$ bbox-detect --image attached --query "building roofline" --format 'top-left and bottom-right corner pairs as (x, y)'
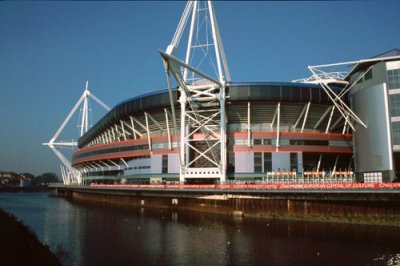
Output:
(344, 55), (400, 80)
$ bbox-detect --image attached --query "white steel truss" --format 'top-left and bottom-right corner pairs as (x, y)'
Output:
(160, 0), (230, 183)
(307, 66), (366, 132)
(293, 55), (400, 132)
(43, 81), (110, 185)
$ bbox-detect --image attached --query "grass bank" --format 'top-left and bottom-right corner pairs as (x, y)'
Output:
(0, 208), (61, 265)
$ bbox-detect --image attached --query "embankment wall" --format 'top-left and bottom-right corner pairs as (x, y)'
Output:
(55, 186), (400, 226)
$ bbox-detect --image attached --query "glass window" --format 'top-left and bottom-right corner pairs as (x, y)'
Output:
(263, 152), (272, 173)
(289, 140), (328, 146)
(290, 153), (298, 172)
(280, 139), (290, 145)
(392, 122), (400, 145)
(73, 144), (150, 160)
(365, 69), (373, 80)
(264, 139), (272, 145)
(388, 69), (400, 90)
(254, 152), (262, 172)
(227, 152), (235, 173)
(390, 94), (400, 117)
(162, 155), (168, 174)
(254, 139), (262, 145)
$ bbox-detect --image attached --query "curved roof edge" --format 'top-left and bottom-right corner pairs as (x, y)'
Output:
(116, 88), (176, 108)
(78, 81), (339, 148)
(112, 81), (326, 109)
(228, 81), (323, 89)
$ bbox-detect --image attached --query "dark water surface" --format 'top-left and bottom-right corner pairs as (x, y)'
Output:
(0, 192), (400, 266)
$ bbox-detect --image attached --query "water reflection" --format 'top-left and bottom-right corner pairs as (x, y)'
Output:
(0, 192), (400, 266)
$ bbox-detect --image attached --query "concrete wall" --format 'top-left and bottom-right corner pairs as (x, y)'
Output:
(67, 187), (400, 226)
(351, 82), (394, 181)
(168, 154), (180, 174)
(272, 153), (290, 172)
(125, 156), (162, 175)
(233, 152), (300, 173)
(235, 152), (254, 173)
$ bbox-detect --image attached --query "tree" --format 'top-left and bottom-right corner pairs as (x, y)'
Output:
(33, 173), (58, 185)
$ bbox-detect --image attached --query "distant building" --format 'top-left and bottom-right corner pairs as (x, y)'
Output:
(0, 171), (23, 186)
(19, 179), (32, 188)
(0, 172), (12, 178)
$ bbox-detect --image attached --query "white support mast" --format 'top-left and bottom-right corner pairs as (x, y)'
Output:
(160, 0), (230, 184)
(80, 81), (90, 136)
(293, 56), (400, 131)
(43, 81), (110, 185)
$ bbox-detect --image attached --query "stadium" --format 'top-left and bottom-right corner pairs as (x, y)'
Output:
(71, 80), (353, 185)
(49, 1), (400, 186)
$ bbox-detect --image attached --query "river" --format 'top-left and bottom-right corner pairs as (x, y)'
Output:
(0, 192), (400, 265)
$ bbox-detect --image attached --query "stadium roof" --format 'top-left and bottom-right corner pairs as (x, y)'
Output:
(78, 81), (337, 148)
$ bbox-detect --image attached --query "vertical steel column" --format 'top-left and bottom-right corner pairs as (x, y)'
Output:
(247, 101), (251, 147)
(160, 0), (230, 184)
(271, 103), (278, 131)
(293, 103), (308, 131)
(105, 130), (109, 143)
(342, 122), (347, 134)
(60, 165), (66, 185)
(325, 106), (335, 133)
(342, 114), (349, 134)
(114, 125), (119, 141)
(183, 0), (198, 81)
(180, 90), (186, 183)
(130, 116), (137, 140)
(276, 102), (281, 151)
(220, 84), (227, 183)
(107, 129), (112, 143)
(120, 158), (129, 169)
(332, 155), (339, 175)
(317, 154), (323, 172)
(164, 108), (172, 150)
(145, 112), (152, 151)
(109, 160), (121, 170)
(80, 91), (89, 137)
(120, 120), (127, 141)
(111, 127), (116, 142)
(301, 102), (311, 133)
(314, 106), (333, 130)
(164, 69), (184, 179)
(208, 0), (224, 82)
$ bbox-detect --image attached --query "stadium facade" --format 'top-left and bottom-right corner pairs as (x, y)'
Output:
(72, 81), (353, 184)
(62, 2), (400, 185)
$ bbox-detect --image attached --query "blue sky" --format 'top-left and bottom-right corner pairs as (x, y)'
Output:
(1, 1), (399, 176)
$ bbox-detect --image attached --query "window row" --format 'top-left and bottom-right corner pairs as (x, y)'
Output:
(388, 69), (400, 90)
(392, 121), (400, 145)
(73, 145), (149, 160)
